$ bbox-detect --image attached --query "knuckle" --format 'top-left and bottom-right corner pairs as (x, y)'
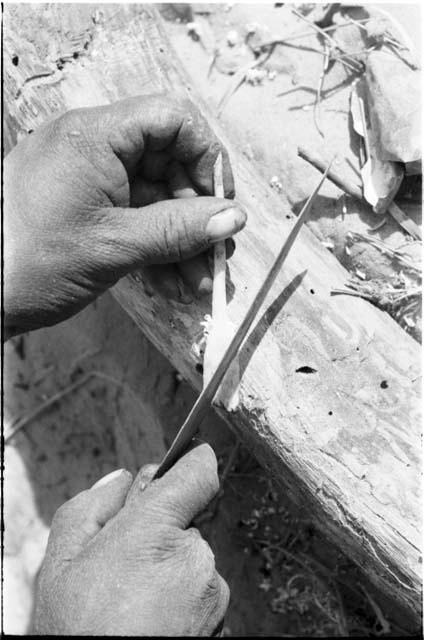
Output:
(154, 202), (207, 264)
(185, 527), (203, 543)
(199, 570), (230, 618)
(173, 92), (196, 115)
(55, 109), (77, 131)
(181, 528), (216, 570)
(51, 107), (106, 159)
(216, 574), (230, 609)
(163, 208), (184, 262)
(138, 524), (181, 561)
(155, 523), (180, 544)
(53, 108), (86, 138)
(189, 571), (229, 636)
(142, 204), (187, 264)
(187, 528), (213, 555)
(51, 503), (68, 526)
(189, 532), (216, 572)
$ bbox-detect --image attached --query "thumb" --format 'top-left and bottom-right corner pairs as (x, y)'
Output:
(125, 443), (219, 529)
(46, 469), (133, 561)
(98, 197), (247, 271)
(124, 463), (159, 503)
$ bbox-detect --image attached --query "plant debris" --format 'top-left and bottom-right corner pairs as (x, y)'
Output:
(201, 442), (405, 637)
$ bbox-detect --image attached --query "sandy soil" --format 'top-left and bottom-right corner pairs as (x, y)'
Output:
(5, 293), (417, 636)
(162, 2), (421, 340)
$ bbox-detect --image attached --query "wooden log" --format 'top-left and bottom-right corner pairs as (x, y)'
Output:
(3, 4), (421, 623)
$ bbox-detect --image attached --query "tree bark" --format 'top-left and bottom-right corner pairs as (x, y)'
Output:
(3, 4), (421, 623)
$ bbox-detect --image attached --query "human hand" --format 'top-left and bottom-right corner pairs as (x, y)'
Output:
(4, 94), (246, 338)
(33, 444), (229, 636)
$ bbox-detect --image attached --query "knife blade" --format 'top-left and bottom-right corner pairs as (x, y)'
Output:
(153, 161), (332, 479)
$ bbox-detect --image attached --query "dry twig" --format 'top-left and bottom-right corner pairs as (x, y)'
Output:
(217, 48), (273, 116)
(346, 231), (421, 274)
(298, 146), (422, 240)
(313, 40), (330, 137)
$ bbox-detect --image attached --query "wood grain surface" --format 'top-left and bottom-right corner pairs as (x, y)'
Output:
(3, 4), (421, 622)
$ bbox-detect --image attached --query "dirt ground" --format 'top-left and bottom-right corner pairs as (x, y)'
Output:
(4, 2), (421, 637)
(161, 2), (421, 340)
(4, 293), (418, 636)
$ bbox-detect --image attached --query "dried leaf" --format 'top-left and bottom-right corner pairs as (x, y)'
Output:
(350, 81), (365, 138)
(355, 269), (366, 280)
(361, 156), (404, 214)
(351, 79), (404, 214)
(365, 49), (421, 163)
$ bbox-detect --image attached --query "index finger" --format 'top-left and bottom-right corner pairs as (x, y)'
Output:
(105, 94), (235, 198)
(125, 443), (219, 529)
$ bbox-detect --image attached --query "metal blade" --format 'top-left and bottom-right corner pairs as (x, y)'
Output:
(153, 161), (332, 479)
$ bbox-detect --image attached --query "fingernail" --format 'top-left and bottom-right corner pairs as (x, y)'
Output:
(196, 275), (213, 297)
(137, 464), (159, 491)
(92, 469), (126, 489)
(206, 207), (246, 242)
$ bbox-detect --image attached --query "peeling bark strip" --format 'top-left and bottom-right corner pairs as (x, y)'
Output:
(3, 4), (421, 622)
